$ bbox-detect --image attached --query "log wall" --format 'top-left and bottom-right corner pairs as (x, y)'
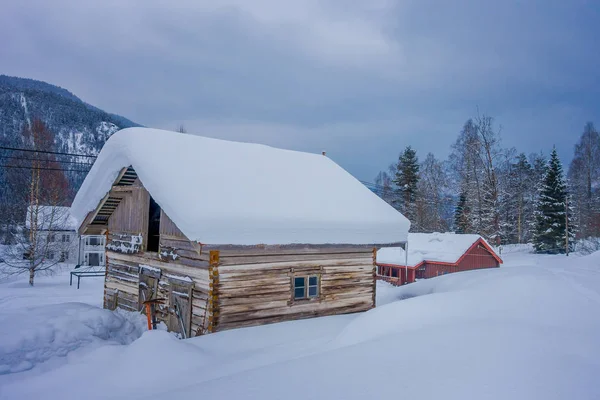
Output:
(213, 249), (376, 332)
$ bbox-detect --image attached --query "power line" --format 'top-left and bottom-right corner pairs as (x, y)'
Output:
(0, 146), (98, 159)
(0, 154), (95, 166)
(0, 164), (91, 173)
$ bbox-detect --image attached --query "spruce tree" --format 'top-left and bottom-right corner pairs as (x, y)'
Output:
(533, 148), (575, 254)
(393, 146), (420, 222)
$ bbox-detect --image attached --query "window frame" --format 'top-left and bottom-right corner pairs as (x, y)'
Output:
(292, 273), (320, 303)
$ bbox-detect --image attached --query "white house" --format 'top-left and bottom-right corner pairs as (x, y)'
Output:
(26, 205), (106, 267)
(79, 234), (106, 267)
(26, 205), (79, 264)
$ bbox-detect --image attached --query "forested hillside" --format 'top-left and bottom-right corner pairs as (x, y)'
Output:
(0, 75), (140, 235)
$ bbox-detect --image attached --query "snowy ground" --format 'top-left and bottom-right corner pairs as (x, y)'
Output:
(1, 247), (600, 399)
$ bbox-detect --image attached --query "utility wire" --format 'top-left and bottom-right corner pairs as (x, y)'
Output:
(0, 164), (91, 173)
(0, 146), (98, 158)
(0, 154), (95, 166)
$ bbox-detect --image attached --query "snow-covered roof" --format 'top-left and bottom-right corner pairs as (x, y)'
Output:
(377, 232), (497, 267)
(25, 206), (78, 231)
(71, 128), (410, 246)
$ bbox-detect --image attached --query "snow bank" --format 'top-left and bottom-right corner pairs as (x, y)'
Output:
(71, 128), (410, 245)
(0, 303), (145, 375)
(377, 232), (495, 266)
(4, 250), (600, 399)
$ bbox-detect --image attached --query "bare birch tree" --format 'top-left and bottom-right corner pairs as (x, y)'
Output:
(0, 119), (74, 286)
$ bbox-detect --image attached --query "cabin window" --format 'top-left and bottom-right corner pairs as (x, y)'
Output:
(147, 196), (161, 252)
(391, 268), (399, 278)
(293, 275), (320, 300)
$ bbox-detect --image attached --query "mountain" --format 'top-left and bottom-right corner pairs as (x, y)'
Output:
(0, 75), (141, 197)
(0, 75), (140, 153)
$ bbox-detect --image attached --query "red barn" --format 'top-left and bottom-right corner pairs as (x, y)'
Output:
(375, 233), (502, 286)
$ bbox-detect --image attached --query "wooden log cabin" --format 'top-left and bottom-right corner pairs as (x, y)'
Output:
(71, 128), (410, 337)
(376, 233), (502, 286)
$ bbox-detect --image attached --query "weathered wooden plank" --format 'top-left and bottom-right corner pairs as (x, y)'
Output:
(218, 269), (292, 281)
(108, 185), (150, 237)
(218, 253), (373, 266)
(159, 211), (187, 238)
(210, 245), (381, 255)
(219, 300), (291, 315)
(321, 265), (374, 273)
(160, 237), (203, 255)
(320, 277), (374, 287)
(321, 289), (374, 302)
(106, 273), (138, 288)
(219, 292), (291, 307)
(218, 285), (292, 298)
(218, 258), (371, 273)
(109, 251), (210, 275)
(106, 278), (138, 296)
(216, 301), (373, 330)
(192, 299), (209, 311)
(218, 277), (291, 290)
(321, 282), (374, 293)
(218, 296), (373, 324)
(108, 270), (139, 283)
(320, 272), (373, 281)
(116, 290), (138, 303)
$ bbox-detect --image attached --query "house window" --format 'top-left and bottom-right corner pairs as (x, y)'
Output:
(391, 268), (399, 278)
(47, 251), (54, 260)
(48, 234), (55, 242)
(293, 275), (319, 300)
(87, 236), (101, 246)
(60, 251), (69, 262)
(62, 234), (70, 242)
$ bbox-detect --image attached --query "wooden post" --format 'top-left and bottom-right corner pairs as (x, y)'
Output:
(372, 248), (377, 308)
(208, 250), (220, 333)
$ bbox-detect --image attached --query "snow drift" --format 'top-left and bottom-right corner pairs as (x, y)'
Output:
(0, 303), (144, 375)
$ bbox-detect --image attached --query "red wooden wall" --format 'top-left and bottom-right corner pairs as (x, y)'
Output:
(420, 243), (500, 278)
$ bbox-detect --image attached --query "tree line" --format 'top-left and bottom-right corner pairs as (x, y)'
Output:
(373, 114), (599, 254)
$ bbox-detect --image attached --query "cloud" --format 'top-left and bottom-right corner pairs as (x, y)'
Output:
(1, 0), (598, 180)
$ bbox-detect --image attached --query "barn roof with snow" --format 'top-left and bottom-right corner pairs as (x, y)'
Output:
(71, 128), (410, 246)
(377, 232), (501, 267)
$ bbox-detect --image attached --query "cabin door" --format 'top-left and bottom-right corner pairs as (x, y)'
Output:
(167, 280), (193, 338)
(139, 268), (161, 311)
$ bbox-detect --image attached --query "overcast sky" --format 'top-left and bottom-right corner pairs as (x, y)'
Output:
(2, 0), (599, 180)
